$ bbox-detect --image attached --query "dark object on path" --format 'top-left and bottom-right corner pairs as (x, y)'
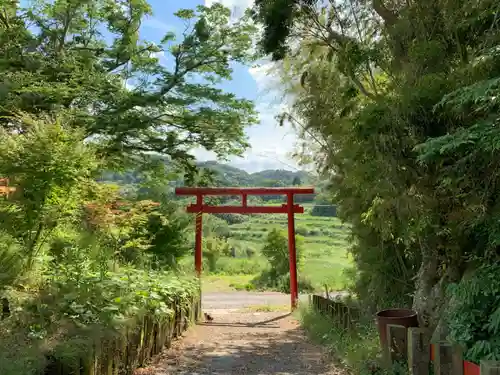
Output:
(204, 312), (214, 322)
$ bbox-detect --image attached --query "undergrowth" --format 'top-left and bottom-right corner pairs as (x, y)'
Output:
(298, 305), (409, 375)
(0, 120), (201, 374)
(0, 268), (199, 375)
(446, 261), (500, 362)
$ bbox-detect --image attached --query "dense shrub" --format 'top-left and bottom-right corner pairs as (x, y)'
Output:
(446, 262), (500, 362)
(297, 305), (407, 375)
(251, 271), (314, 293)
(295, 226), (310, 236)
(260, 228), (300, 275)
(203, 236), (230, 272)
(0, 232), (23, 287)
(0, 119), (98, 268)
(252, 228), (313, 292)
(214, 213), (249, 225)
(255, 0), (500, 341)
(212, 256), (267, 275)
(0, 118), (199, 374)
(0, 269), (198, 375)
(203, 215), (231, 239)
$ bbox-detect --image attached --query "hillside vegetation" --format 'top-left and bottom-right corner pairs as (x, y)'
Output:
(163, 162), (348, 294)
(104, 159), (316, 188)
(6, 0), (500, 372)
(0, 2), (263, 374)
(253, 0), (500, 366)
(199, 161), (312, 187)
(184, 203), (350, 293)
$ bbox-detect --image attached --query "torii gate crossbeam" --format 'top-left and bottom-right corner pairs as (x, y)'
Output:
(175, 186), (315, 310)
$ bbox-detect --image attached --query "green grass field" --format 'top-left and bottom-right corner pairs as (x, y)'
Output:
(181, 204), (352, 293)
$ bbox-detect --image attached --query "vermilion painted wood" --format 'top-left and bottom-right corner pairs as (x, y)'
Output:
(175, 187), (315, 196)
(464, 360), (480, 375)
(185, 204), (305, 214)
(286, 193), (299, 309)
(194, 195), (203, 276)
(175, 186), (315, 310)
(429, 344), (480, 375)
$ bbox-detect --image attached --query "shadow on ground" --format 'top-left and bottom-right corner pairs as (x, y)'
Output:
(197, 313), (291, 328)
(152, 312), (341, 375)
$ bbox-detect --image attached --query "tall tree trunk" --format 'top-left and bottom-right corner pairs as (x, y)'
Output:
(412, 245), (465, 340)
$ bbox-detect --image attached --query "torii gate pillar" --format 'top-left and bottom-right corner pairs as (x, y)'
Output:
(175, 186), (315, 310)
(286, 192), (298, 308)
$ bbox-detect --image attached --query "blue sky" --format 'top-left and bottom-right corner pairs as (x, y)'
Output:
(140, 0), (299, 172)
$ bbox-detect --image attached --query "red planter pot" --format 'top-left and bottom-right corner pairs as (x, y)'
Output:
(375, 308), (419, 349)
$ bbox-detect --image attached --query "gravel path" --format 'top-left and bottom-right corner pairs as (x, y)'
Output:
(138, 292), (344, 375)
(202, 291), (309, 310)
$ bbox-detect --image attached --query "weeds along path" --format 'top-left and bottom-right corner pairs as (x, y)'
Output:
(142, 292), (345, 375)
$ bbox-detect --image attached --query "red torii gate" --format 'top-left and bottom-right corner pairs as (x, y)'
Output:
(175, 186), (315, 309)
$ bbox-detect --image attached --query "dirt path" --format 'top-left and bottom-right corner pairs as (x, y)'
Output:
(202, 291), (309, 310)
(141, 293), (344, 375)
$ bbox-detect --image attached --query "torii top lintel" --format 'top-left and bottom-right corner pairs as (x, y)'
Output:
(175, 187), (315, 214)
(175, 187), (315, 196)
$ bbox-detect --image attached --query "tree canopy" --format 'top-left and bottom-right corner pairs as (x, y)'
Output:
(253, 0), (500, 358)
(0, 2), (262, 372)
(0, 1), (258, 171)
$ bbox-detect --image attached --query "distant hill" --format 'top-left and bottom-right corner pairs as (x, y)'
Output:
(197, 161), (253, 186)
(100, 160), (317, 202)
(195, 161), (317, 203)
(198, 161), (312, 188)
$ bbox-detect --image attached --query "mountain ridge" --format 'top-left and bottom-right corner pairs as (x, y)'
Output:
(197, 161), (312, 187)
(101, 160), (315, 189)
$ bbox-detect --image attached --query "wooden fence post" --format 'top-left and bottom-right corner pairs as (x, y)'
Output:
(386, 324), (408, 367)
(481, 361), (500, 375)
(451, 345), (464, 375)
(346, 306), (352, 329)
(433, 342), (463, 375)
(407, 328), (430, 375)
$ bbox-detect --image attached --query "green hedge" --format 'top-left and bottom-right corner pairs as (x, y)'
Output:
(0, 270), (201, 375)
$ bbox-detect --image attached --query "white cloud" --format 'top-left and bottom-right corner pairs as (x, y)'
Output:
(205, 0), (254, 6)
(191, 148), (300, 173)
(200, 0), (301, 173)
(246, 60), (299, 172)
(151, 50), (165, 59)
(248, 61), (281, 93)
(191, 104), (299, 172)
